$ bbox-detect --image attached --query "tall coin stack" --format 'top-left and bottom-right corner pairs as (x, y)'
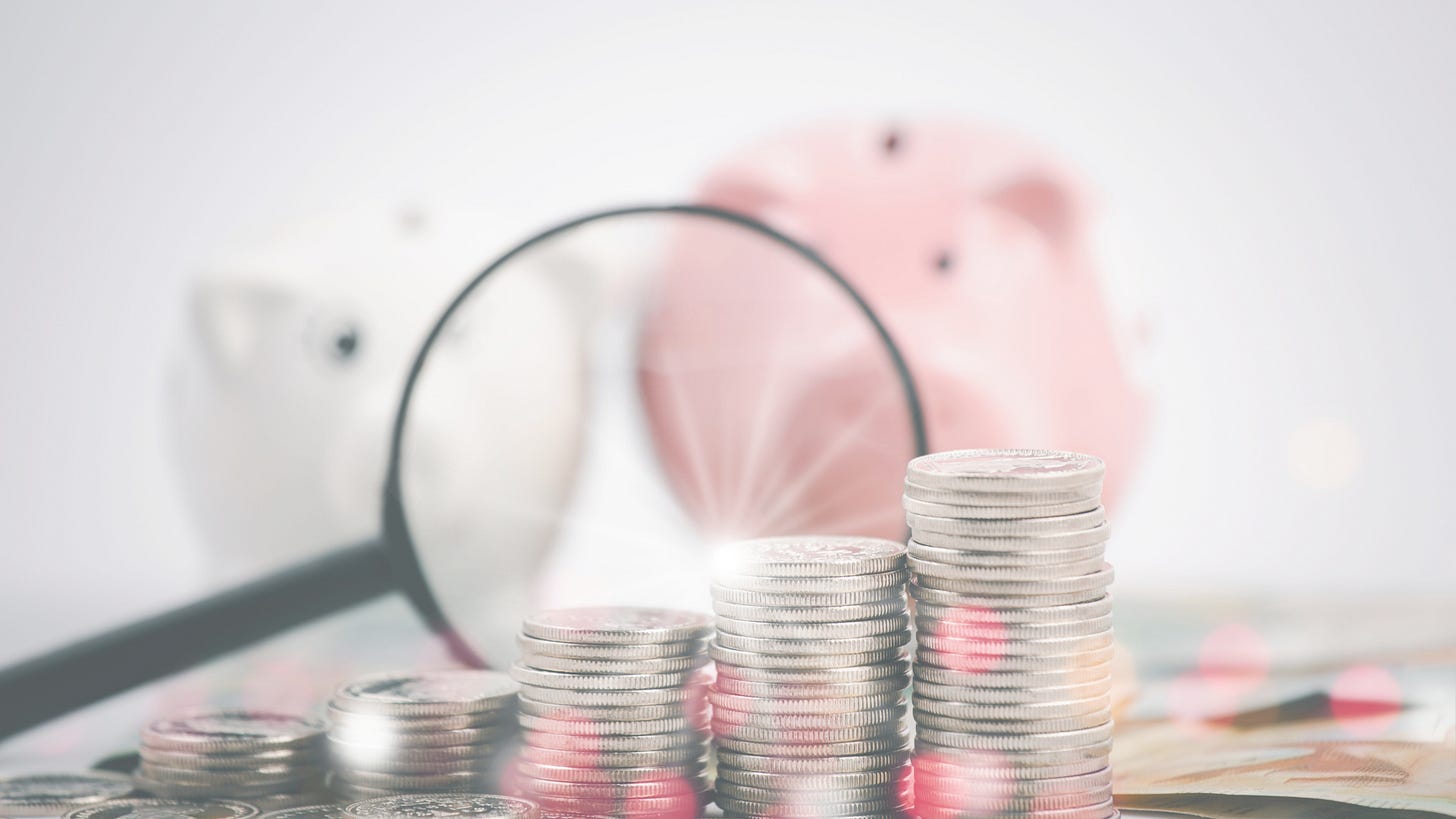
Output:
(509, 607), (714, 818)
(136, 710), (328, 806)
(904, 449), (1117, 819)
(326, 670), (521, 801)
(709, 537), (914, 819)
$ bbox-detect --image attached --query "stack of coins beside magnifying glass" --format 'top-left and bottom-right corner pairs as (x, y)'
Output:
(325, 670), (521, 802)
(903, 449), (1117, 819)
(508, 607), (713, 818)
(708, 537), (913, 818)
(134, 710), (328, 805)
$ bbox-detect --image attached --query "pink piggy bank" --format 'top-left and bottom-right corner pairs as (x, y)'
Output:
(637, 121), (1149, 542)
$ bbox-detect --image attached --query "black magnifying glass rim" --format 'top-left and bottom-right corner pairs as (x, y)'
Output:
(380, 203), (928, 666)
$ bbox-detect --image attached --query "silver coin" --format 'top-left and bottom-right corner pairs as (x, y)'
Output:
(909, 506), (1105, 538)
(915, 643), (1116, 673)
(714, 612), (908, 640)
(714, 767), (905, 790)
(712, 630), (910, 656)
(910, 582), (1107, 609)
(521, 792), (702, 815)
(711, 597), (906, 624)
(708, 690), (903, 715)
(915, 785), (1114, 812)
(902, 494), (1100, 520)
(258, 806), (345, 819)
(713, 779), (899, 804)
(329, 757), (497, 778)
(903, 479), (1101, 506)
(514, 762), (702, 785)
(709, 722), (906, 745)
(711, 569), (907, 595)
(330, 770), (488, 791)
(514, 636), (704, 661)
(522, 608), (712, 646)
(711, 705), (903, 731)
(64, 799), (260, 819)
(915, 613), (1114, 641)
(134, 764), (315, 788)
(917, 797), (1116, 819)
(911, 523), (1112, 553)
(0, 772), (136, 817)
(143, 711), (325, 753)
(711, 674), (907, 700)
(714, 750), (908, 775)
(905, 449), (1105, 492)
(517, 745), (705, 769)
(139, 748), (323, 772)
(709, 643), (905, 670)
(912, 706), (1113, 734)
(131, 775), (322, 800)
(326, 708), (515, 733)
(342, 794), (539, 819)
(326, 740), (505, 766)
(914, 764), (1112, 796)
(513, 778), (705, 800)
(916, 721), (1114, 752)
(712, 536), (906, 578)
(516, 653), (707, 675)
(713, 793), (908, 817)
(909, 540), (1105, 567)
(913, 677), (1110, 703)
(914, 595), (1113, 625)
(712, 734), (908, 758)
(913, 694), (1110, 720)
(328, 723), (516, 749)
(912, 564), (1114, 596)
(517, 696), (703, 722)
(514, 683), (703, 708)
(714, 659), (909, 685)
(912, 750), (1108, 780)
(508, 663), (707, 691)
(910, 554), (1106, 581)
(518, 713), (703, 737)
(332, 671), (518, 717)
(916, 628), (1115, 656)
(709, 584), (905, 608)
(521, 730), (704, 753)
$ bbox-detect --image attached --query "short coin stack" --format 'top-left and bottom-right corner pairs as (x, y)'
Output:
(904, 449), (1117, 819)
(709, 536), (913, 818)
(509, 607), (713, 818)
(326, 670), (521, 801)
(135, 710), (328, 805)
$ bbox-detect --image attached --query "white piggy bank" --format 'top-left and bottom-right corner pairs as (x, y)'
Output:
(166, 207), (589, 665)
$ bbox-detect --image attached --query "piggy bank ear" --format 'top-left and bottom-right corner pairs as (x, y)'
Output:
(190, 278), (290, 372)
(698, 156), (810, 235)
(985, 173), (1080, 251)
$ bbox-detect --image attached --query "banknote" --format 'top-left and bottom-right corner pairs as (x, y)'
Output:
(1113, 737), (1456, 816)
(1120, 792), (1452, 818)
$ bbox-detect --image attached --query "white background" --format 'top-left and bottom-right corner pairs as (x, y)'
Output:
(2, 0), (1454, 671)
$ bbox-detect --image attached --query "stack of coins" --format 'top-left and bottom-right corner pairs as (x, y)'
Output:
(0, 772), (135, 817)
(135, 710), (328, 804)
(341, 793), (541, 819)
(509, 607), (713, 818)
(904, 449), (1117, 819)
(709, 537), (913, 819)
(326, 670), (521, 801)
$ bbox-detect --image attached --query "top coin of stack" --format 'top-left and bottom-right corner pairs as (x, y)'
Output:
(904, 449), (1118, 819)
(341, 793), (542, 819)
(326, 670), (521, 801)
(709, 536), (913, 819)
(135, 710), (328, 804)
(510, 607), (713, 819)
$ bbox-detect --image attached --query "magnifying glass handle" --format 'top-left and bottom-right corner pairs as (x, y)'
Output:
(0, 539), (392, 741)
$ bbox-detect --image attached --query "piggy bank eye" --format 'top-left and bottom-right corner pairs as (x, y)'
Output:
(934, 250), (955, 274)
(329, 323), (362, 364)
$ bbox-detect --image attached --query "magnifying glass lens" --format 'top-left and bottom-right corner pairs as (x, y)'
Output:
(398, 209), (918, 667)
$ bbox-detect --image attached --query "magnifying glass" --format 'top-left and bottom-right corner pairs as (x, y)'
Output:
(0, 204), (926, 740)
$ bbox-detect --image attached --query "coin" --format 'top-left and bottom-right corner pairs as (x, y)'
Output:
(914, 694), (1110, 720)
(713, 659), (909, 685)
(0, 772), (136, 817)
(331, 671), (518, 717)
(712, 630), (910, 655)
(904, 479), (1102, 506)
(521, 608), (712, 645)
(709, 584), (905, 607)
(711, 674), (907, 700)
(516, 697), (704, 722)
(909, 540), (1106, 567)
(714, 749), (909, 774)
(515, 653), (706, 675)
(916, 628), (1115, 656)
(342, 794), (539, 819)
(142, 712), (326, 753)
(712, 536), (906, 578)
(516, 746), (705, 769)
(916, 613), (1114, 641)
(64, 799), (261, 819)
(515, 762), (704, 786)
(913, 677), (1110, 704)
(258, 806), (345, 819)
(902, 494), (1100, 519)
(912, 563), (1114, 596)
(509, 663), (707, 692)
(913, 595), (1113, 625)
(708, 643), (905, 670)
(910, 554), (1106, 581)
(711, 598), (907, 624)
(514, 636), (703, 661)
(514, 683), (703, 708)
(913, 706), (1113, 734)
(712, 734), (908, 758)
(708, 690), (903, 715)
(911, 523), (1111, 553)
(713, 612), (907, 641)
(905, 449), (1105, 492)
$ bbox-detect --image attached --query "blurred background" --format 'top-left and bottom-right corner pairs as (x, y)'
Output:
(1, 0), (1454, 770)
